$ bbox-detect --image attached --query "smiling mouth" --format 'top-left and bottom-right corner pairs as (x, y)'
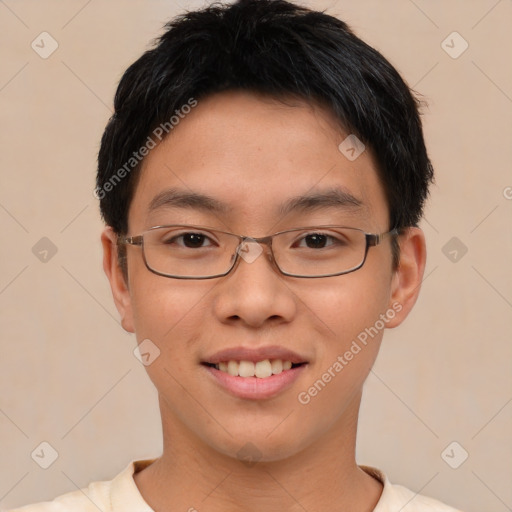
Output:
(202, 359), (306, 378)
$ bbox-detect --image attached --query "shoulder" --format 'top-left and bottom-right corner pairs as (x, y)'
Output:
(360, 465), (464, 512)
(385, 482), (464, 511)
(4, 460), (155, 512)
(5, 479), (111, 512)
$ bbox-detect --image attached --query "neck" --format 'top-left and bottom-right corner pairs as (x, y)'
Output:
(134, 391), (383, 512)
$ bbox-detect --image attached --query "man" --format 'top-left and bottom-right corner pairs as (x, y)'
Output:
(12, 0), (462, 510)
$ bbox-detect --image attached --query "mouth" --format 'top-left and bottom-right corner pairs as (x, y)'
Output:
(201, 359), (306, 378)
(201, 360), (308, 400)
(200, 345), (309, 399)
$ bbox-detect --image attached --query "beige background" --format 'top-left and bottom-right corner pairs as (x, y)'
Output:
(1, 1), (511, 510)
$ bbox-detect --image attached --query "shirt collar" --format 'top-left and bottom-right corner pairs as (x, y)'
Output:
(110, 459), (155, 512)
(111, 460), (399, 512)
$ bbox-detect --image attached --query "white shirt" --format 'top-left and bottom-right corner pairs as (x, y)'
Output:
(6, 459), (463, 512)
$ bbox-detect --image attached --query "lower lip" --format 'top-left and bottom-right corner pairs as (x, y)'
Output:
(202, 364), (307, 400)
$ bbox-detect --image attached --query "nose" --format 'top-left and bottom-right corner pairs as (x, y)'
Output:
(212, 239), (297, 328)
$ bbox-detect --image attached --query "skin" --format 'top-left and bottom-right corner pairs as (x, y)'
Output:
(102, 91), (426, 512)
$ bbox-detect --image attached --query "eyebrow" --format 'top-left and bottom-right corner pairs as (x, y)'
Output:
(147, 188), (231, 215)
(277, 187), (364, 216)
(146, 186), (364, 217)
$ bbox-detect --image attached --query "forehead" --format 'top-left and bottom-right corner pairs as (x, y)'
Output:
(128, 91), (389, 233)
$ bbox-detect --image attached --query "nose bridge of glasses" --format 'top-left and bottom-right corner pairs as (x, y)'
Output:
(235, 234), (274, 265)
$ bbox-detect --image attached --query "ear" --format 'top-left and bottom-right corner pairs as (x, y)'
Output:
(101, 227), (135, 333)
(386, 227), (427, 328)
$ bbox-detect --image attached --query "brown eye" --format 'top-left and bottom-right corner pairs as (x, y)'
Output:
(180, 233), (208, 248)
(303, 234), (329, 248)
(163, 232), (214, 248)
(294, 232), (341, 249)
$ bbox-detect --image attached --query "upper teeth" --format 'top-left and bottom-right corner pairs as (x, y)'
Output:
(215, 359), (293, 378)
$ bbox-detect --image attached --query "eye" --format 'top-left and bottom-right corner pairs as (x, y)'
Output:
(164, 232), (215, 248)
(295, 232), (340, 249)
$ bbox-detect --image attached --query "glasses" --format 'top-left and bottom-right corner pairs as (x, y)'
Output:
(117, 225), (399, 279)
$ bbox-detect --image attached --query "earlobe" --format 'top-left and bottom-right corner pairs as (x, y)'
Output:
(101, 227), (136, 333)
(386, 227), (427, 328)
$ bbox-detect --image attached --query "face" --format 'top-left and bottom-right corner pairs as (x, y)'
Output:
(103, 91), (424, 463)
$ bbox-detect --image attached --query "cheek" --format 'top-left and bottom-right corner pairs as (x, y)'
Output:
(129, 266), (215, 349)
(292, 276), (390, 430)
(129, 277), (215, 400)
(296, 268), (392, 344)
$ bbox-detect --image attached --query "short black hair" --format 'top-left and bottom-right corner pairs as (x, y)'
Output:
(97, 0), (433, 260)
